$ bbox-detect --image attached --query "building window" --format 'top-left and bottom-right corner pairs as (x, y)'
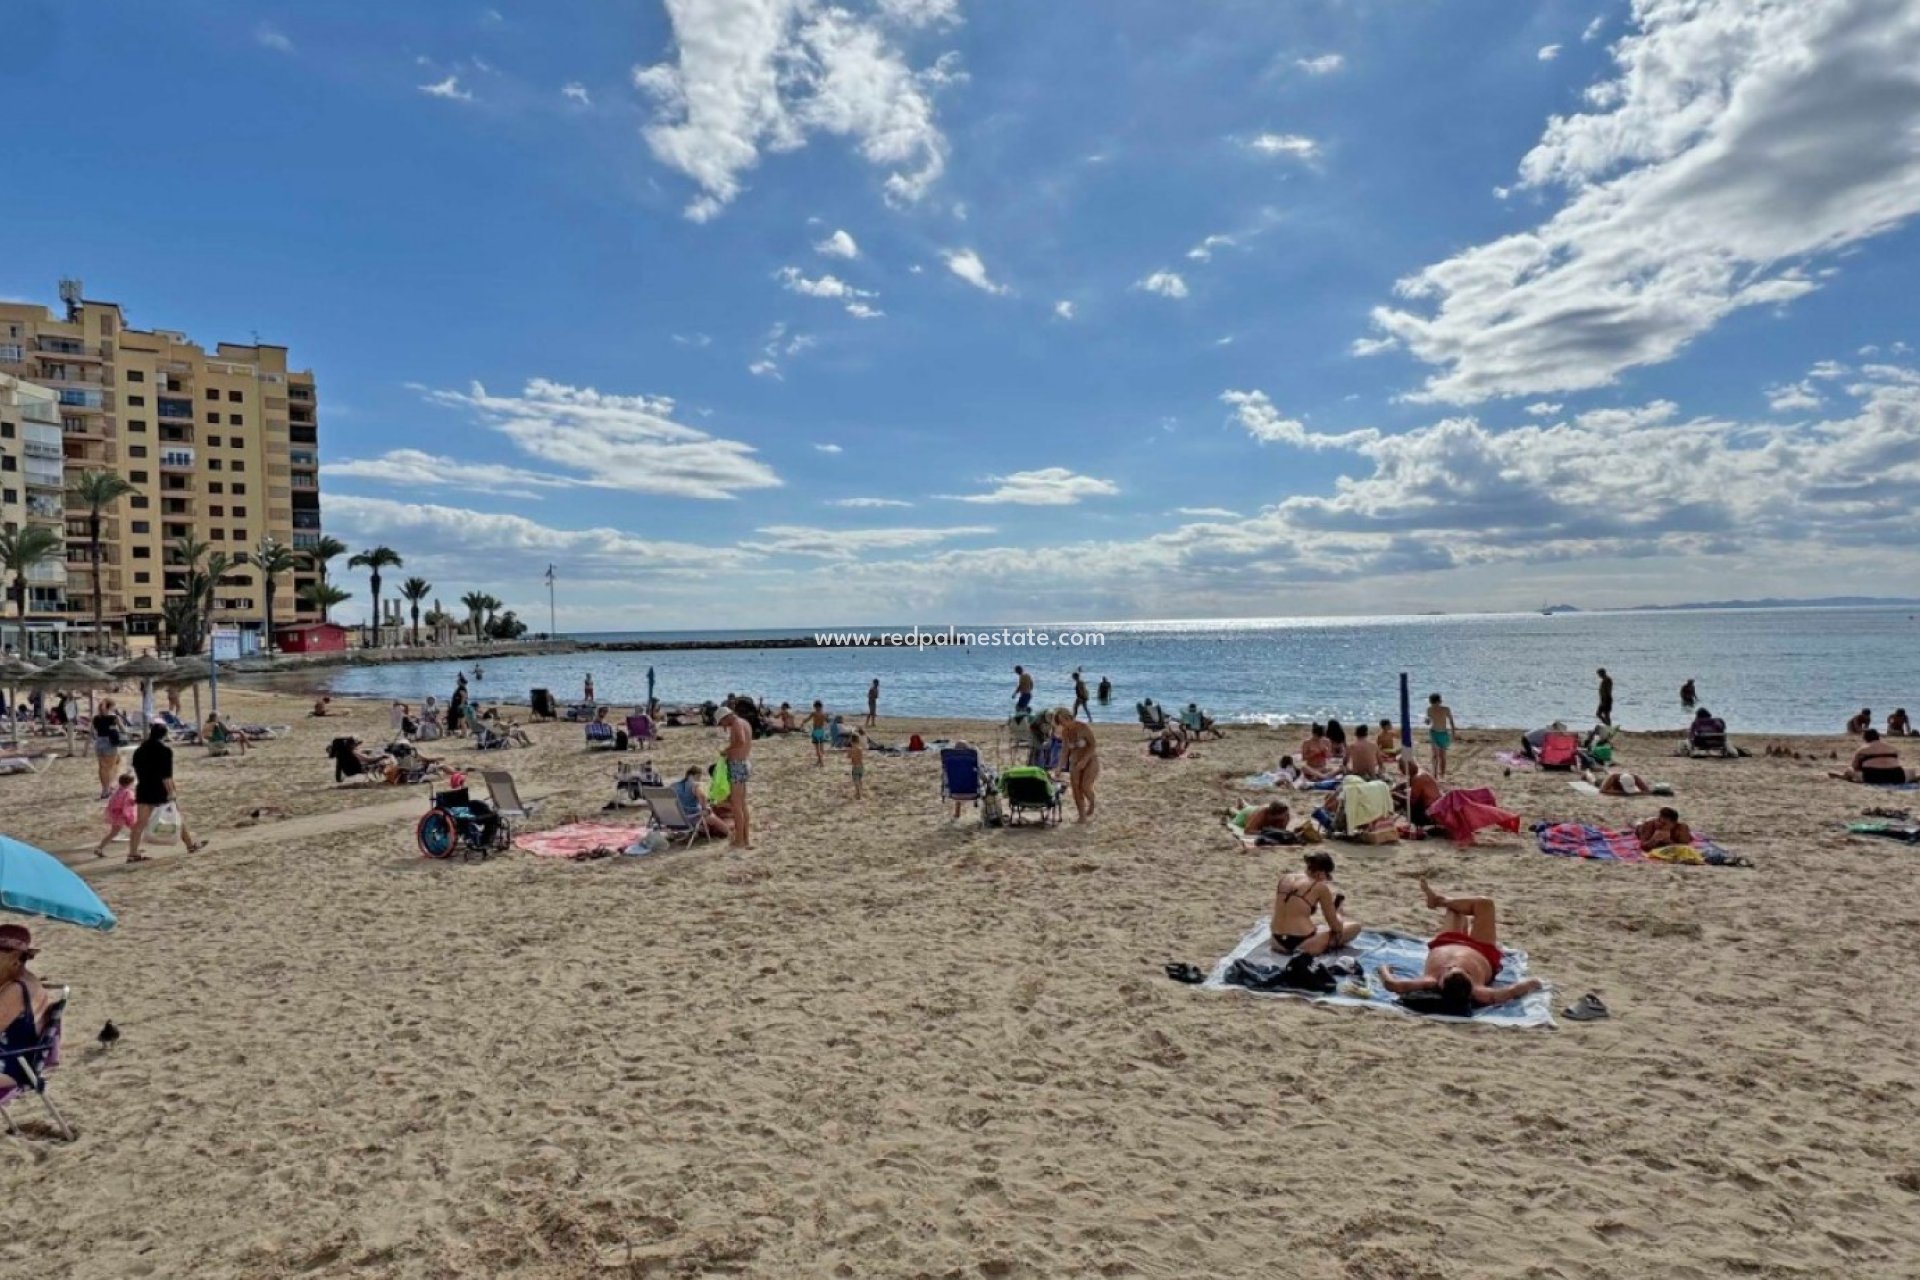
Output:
(127, 370), (145, 383)
(131, 521), (150, 533)
(228, 414), (242, 425)
(134, 597), (151, 610)
(128, 420), (147, 432)
(231, 460), (245, 472)
(231, 483), (247, 495)
(129, 445), (148, 458)
(126, 394), (145, 407)
(233, 506), (248, 518)
(130, 495), (148, 509)
(134, 571), (150, 584)
(232, 528), (247, 542)
(227, 390), (243, 403)
(209, 459), (222, 471)
(209, 482), (224, 494)
(210, 529), (224, 540)
(130, 470), (149, 483)
(205, 388), (219, 401)
(0, 423), (10, 439)
(209, 506), (224, 517)
(206, 413), (219, 424)
(0, 457), (12, 472)
(133, 546), (151, 559)
(1, 489), (14, 504)
(0, 343), (22, 362)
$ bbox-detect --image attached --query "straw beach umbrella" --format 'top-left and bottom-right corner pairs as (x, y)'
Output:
(0, 654), (39, 746)
(23, 658), (115, 756)
(112, 652), (176, 728)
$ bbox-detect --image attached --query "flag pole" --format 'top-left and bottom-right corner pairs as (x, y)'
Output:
(545, 564), (557, 639)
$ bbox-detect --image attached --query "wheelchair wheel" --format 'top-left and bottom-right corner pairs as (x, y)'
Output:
(416, 809), (458, 860)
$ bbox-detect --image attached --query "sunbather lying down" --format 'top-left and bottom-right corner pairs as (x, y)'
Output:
(1373, 878), (1543, 1014)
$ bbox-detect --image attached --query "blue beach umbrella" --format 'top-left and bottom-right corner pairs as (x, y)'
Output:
(647, 666), (656, 704)
(0, 834), (117, 931)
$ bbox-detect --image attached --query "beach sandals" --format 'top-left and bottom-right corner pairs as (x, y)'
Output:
(1563, 992), (1611, 1022)
(1164, 962), (1207, 985)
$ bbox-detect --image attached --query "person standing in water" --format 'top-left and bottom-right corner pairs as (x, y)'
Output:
(1595, 667), (1613, 726)
(1680, 678), (1696, 710)
(865, 679), (879, 728)
(1072, 670), (1092, 721)
(1097, 676), (1112, 704)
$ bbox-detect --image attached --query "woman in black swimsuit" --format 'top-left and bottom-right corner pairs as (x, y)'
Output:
(1269, 851), (1362, 956)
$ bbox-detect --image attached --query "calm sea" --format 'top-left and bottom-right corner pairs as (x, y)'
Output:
(308, 608), (1918, 735)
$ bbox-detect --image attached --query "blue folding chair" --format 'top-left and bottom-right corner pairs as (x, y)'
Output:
(1, 985), (72, 1140)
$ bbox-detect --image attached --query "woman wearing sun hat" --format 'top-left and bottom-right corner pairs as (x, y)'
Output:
(0, 924), (53, 1085)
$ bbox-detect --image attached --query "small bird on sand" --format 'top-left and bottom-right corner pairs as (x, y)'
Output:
(97, 1020), (121, 1049)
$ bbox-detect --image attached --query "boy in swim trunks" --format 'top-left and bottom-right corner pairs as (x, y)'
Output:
(847, 729), (867, 798)
(808, 701), (829, 767)
(1425, 693), (1455, 782)
(1374, 878), (1542, 1012)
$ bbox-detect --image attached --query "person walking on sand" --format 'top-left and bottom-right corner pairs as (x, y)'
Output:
(807, 700), (829, 766)
(93, 770), (137, 858)
(1013, 665), (1034, 719)
(125, 722), (206, 864)
(1596, 667), (1614, 726)
(91, 697), (125, 799)
(865, 679), (879, 728)
(1072, 670), (1091, 721)
(1055, 707), (1099, 822)
(719, 705), (753, 849)
(1680, 678), (1697, 711)
(1424, 693), (1455, 782)
(847, 728), (867, 798)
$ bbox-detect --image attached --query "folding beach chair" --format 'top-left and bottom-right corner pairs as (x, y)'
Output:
(1, 985), (73, 1141)
(941, 746), (984, 810)
(584, 720), (616, 749)
(481, 769), (540, 824)
(157, 711), (201, 744)
(1000, 766), (1063, 827)
(625, 714), (658, 747)
(472, 723), (512, 751)
(639, 784), (712, 848)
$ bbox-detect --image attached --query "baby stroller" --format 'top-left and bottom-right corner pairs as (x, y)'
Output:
(416, 784), (511, 860)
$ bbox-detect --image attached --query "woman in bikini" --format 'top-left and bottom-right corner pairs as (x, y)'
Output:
(1829, 729), (1917, 784)
(1268, 851), (1360, 956)
(1055, 707), (1099, 822)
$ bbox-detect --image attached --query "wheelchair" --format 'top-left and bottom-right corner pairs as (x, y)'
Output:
(415, 786), (512, 860)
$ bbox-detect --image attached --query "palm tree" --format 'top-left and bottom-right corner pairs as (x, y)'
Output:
(347, 546), (403, 647)
(298, 582), (351, 619)
(68, 469), (137, 653)
(305, 535), (347, 587)
(0, 524), (64, 654)
(253, 536), (303, 653)
(164, 535), (232, 656)
(460, 590), (489, 642)
(399, 576), (433, 646)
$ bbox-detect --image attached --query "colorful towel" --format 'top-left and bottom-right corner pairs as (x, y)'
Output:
(1201, 918), (1554, 1029)
(1493, 751), (1535, 771)
(1428, 787), (1521, 845)
(1535, 822), (1732, 866)
(1847, 821), (1920, 844)
(516, 822), (645, 860)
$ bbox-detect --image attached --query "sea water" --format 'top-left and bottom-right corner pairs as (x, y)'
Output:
(307, 608), (1918, 735)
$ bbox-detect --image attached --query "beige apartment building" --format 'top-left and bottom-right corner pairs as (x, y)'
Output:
(1, 372), (71, 652)
(0, 282), (323, 646)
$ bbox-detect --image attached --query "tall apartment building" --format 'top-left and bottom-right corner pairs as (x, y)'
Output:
(0, 282), (323, 643)
(1, 373), (70, 651)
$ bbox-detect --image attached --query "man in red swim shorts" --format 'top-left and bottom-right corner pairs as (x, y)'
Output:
(1374, 878), (1543, 1013)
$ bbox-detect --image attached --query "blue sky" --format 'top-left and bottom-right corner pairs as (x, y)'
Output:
(7, 0), (1920, 628)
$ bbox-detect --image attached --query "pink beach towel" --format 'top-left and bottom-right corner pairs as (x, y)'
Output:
(515, 822), (644, 859)
(1427, 787), (1522, 845)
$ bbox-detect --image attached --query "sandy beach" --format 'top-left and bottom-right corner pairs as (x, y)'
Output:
(5, 687), (1920, 1278)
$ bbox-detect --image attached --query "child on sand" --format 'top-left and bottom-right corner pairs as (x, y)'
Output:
(848, 729), (866, 798)
(808, 701), (829, 766)
(1425, 693), (1455, 782)
(94, 771), (137, 858)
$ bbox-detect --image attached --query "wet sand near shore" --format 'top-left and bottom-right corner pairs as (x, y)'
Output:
(4, 688), (1919, 1279)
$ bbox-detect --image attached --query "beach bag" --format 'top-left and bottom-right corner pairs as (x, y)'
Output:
(708, 758), (732, 805)
(907, 734), (925, 752)
(146, 803), (182, 846)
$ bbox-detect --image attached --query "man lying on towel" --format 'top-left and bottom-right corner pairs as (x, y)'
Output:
(1373, 878), (1543, 1014)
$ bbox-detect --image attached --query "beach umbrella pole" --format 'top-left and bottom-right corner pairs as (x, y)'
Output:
(1399, 672), (1412, 753)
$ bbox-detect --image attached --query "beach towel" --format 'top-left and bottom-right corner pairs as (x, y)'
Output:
(1493, 751), (1535, 771)
(1535, 822), (1735, 866)
(1201, 917), (1554, 1029)
(1846, 820), (1920, 844)
(1340, 777), (1394, 829)
(1427, 787), (1521, 845)
(516, 822), (645, 860)
(1865, 780), (1920, 792)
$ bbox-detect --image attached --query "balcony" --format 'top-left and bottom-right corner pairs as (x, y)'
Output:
(288, 450), (318, 468)
(162, 499), (194, 517)
(160, 425), (194, 444)
(290, 474), (318, 489)
(292, 531), (321, 550)
(160, 447), (196, 470)
(37, 338), (100, 361)
(26, 562), (65, 585)
(57, 388), (104, 410)
(291, 512), (321, 531)
(157, 398), (193, 420)
(24, 463), (64, 491)
(26, 495), (64, 521)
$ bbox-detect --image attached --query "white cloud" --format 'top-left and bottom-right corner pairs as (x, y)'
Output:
(1365, 0), (1920, 403)
(1135, 271), (1189, 299)
(844, 302), (885, 319)
(776, 266), (875, 300)
(814, 228), (859, 259)
(943, 248), (1008, 295)
(1173, 507), (1241, 519)
(1053, 300), (1076, 320)
(562, 82), (591, 106)
(744, 523), (993, 559)
(748, 360), (781, 378)
(419, 75), (475, 103)
(481, 8), (505, 27)
(634, 0), (955, 220)
(1186, 234), (1235, 262)
(814, 443), (843, 454)
(1524, 401), (1563, 417)
(1537, 43), (1563, 61)
(1350, 335), (1398, 358)
(323, 450), (575, 501)
(1808, 360), (1849, 380)
(828, 497), (914, 508)
(876, 0), (961, 27)
(1766, 380), (1823, 414)
(1221, 390), (1381, 451)
(748, 322), (815, 378)
(1247, 133), (1319, 160)
(1296, 54), (1345, 75)
(945, 467), (1119, 506)
(255, 25), (294, 53)
(419, 378), (781, 499)
(1582, 15), (1608, 42)
(672, 332), (712, 348)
